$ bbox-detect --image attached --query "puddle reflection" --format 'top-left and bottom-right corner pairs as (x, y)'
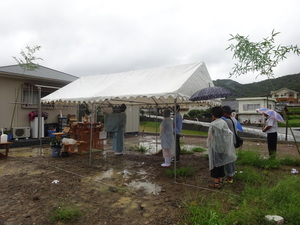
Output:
(136, 140), (201, 155)
(96, 168), (114, 180)
(127, 181), (161, 195)
(117, 169), (133, 178)
(139, 141), (160, 155)
(88, 167), (161, 195)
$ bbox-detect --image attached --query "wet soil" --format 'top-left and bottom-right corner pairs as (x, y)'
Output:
(0, 135), (299, 225)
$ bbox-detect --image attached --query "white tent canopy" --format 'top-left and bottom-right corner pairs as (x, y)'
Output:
(41, 62), (214, 107)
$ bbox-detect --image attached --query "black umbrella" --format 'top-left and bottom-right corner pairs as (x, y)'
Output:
(189, 86), (232, 101)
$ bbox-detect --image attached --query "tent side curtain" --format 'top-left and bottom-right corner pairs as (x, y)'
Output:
(41, 62), (214, 107)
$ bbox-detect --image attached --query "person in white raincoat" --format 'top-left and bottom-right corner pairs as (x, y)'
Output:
(160, 109), (175, 167)
(207, 106), (237, 188)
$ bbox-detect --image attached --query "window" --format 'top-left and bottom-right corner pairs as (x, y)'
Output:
(243, 104), (261, 111)
(21, 83), (54, 109)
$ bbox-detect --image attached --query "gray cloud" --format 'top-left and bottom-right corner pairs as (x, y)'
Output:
(1, 0), (299, 84)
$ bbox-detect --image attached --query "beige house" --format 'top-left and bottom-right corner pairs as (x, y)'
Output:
(236, 97), (277, 125)
(0, 64), (78, 138)
(270, 88), (298, 104)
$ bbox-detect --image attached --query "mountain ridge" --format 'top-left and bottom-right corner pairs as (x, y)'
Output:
(213, 73), (300, 99)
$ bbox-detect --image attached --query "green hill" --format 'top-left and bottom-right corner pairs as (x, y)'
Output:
(213, 73), (300, 99)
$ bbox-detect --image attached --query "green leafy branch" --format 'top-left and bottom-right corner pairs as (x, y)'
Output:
(226, 30), (300, 78)
(13, 45), (43, 71)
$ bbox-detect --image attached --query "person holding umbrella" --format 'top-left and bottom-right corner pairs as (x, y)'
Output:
(262, 112), (278, 158)
(257, 108), (284, 158)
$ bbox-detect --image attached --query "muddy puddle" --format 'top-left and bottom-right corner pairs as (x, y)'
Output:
(4, 135), (201, 196)
(81, 165), (162, 195)
(125, 135), (203, 155)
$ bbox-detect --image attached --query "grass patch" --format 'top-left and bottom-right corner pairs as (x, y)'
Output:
(50, 204), (82, 222)
(180, 146), (206, 155)
(183, 169), (300, 224)
(128, 145), (149, 153)
(183, 193), (228, 225)
(279, 156), (300, 166)
(191, 146), (206, 153)
(287, 107), (300, 114)
(140, 121), (207, 135)
(287, 115), (300, 120)
(181, 129), (208, 136)
(165, 166), (195, 178)
(286, 120), (300, 127)
(237, 150), (281, 169)
(140, 121), (160, 133)
(181, 147), (194, 155)
(182, 147), (300, 224)
(237, 150), (300, 170)
(265, 176), (300, 221)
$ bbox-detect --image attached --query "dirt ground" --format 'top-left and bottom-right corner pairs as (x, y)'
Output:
(0, 135), (299, 225)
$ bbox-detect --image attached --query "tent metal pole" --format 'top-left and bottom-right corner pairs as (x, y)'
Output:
(150, 97), (160, 154)
(38, 86), (42, 156)
(155, 105), (159, 153)
(89, 103), (94, 165)
(173, 99), (177, 182)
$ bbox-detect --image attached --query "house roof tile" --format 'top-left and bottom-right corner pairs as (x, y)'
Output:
(0, 64), (78, 82)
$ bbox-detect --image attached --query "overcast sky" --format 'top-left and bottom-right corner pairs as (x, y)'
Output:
(1, 0), (299, 84)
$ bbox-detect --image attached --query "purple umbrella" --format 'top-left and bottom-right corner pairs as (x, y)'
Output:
(189, 86), (232, 101)
(256, 108), (285, 123)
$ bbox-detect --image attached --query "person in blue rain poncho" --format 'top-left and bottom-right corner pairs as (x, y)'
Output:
(160, 109), (175, 167)
(231, 111), (243, 132)
(173, 105), (183, 162)
(207, 106), (237, 188)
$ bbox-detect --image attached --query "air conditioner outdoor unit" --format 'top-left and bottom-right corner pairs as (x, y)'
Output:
(12, 127), (31, 139)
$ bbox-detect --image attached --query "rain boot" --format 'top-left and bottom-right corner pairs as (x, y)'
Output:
(161, 157), (171, 167)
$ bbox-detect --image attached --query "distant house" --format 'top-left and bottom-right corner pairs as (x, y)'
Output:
(236, 97), (277, 125)
(0, 64), (78, 138)
(270, 88), (298, 104)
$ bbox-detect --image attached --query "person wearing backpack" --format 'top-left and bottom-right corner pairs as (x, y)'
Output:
(221, 105), (240, 184)
(207, 106), (237, 188)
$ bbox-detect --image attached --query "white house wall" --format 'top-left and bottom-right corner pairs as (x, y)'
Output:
(271, 88), (298, 99)
(238, 99), (276, 113)
(237, 97), (276, 125)
(125, 106), (140, 133)
(0, 77), (28, 129)
(0, 76), (77, 133)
